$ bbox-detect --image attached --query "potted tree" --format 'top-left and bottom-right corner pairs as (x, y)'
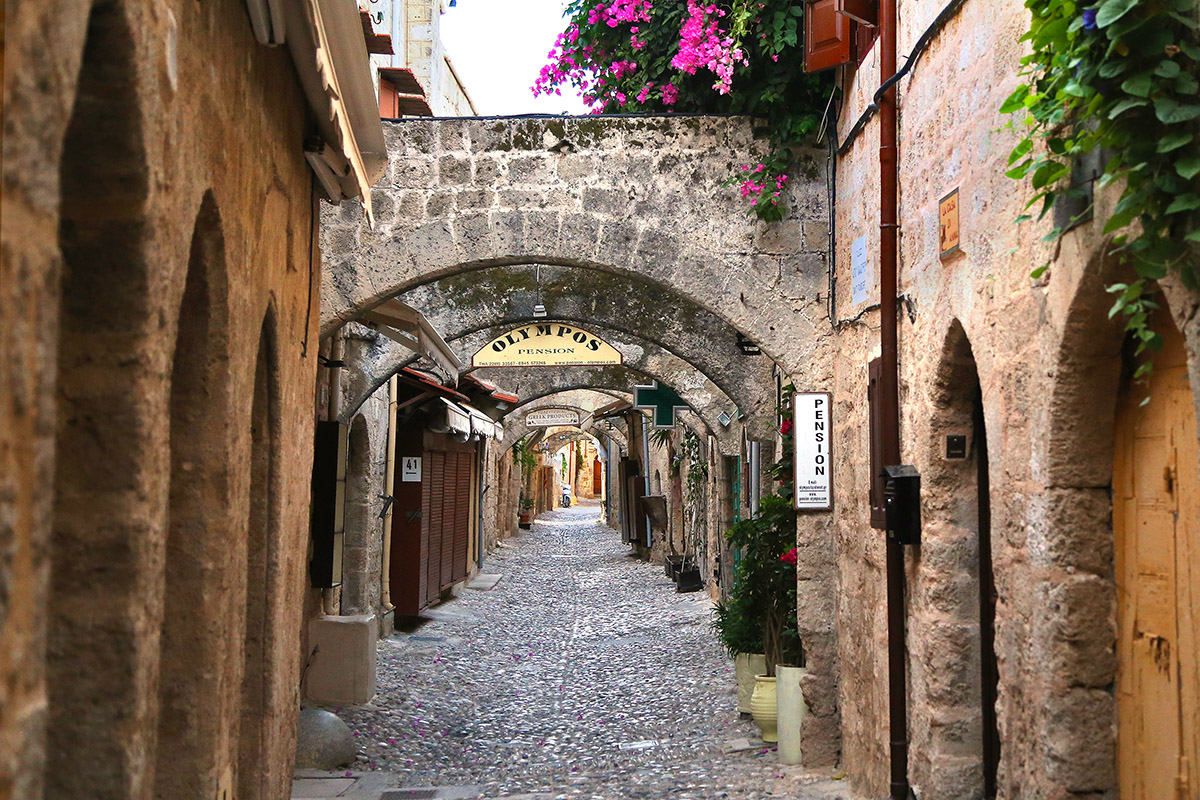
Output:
(518, 495), (534, 529)
(513, 440), (538, 529)
(712, 591), (766, 715)
(723, 396), (805, 747)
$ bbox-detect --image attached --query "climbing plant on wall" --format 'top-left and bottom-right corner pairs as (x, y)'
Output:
(534, 0), (833, 220)
(1003, 0), (1200, 373)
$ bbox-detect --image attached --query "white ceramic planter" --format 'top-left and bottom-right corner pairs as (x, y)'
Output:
(749, 675), (778, 743)
(775, 665), (808, 765)
(734, 653), (767, 713)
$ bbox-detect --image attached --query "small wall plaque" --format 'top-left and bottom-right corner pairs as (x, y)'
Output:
(939, 188), (961, 259)
(945, 434), (968, 460)
(401, 456), (422, 482)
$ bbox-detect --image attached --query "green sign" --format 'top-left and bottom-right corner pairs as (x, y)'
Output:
(633, 381), (688, 429)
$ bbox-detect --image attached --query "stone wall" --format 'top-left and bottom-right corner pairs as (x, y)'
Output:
(1, 1), (322, 797)
(319, 115), (831, 378)
(829, 1), (1200, 798)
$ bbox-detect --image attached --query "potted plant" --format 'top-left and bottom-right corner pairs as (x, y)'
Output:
(518, 495), (534, 529)
(712, 591), (766, 715)
(723, 398), (806, 745)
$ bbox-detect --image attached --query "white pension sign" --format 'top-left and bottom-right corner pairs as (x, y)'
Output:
(792, 392), (833, 510)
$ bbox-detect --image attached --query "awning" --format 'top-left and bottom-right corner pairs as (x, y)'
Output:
(256, 0), (387, 222)
(434, 398), (472, 438)
(361, 299), (463, 381)
(460, 403), (500, 440)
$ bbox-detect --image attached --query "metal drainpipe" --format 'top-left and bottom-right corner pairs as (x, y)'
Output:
(323, 330), (345, 616)
(381, 374), (398, 612)
(879, 0), (909, 798)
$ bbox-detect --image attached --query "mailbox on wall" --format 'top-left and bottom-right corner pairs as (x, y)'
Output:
(310, 420), (348, 588)
(882, 464), (921, 546)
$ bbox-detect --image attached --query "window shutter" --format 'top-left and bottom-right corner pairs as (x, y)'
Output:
(868, 358), (886, 529)
(805, 0), (855, 73)
(838, 0), (877, 26)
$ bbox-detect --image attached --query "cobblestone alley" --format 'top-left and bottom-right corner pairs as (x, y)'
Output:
(304, 503), (849, 800)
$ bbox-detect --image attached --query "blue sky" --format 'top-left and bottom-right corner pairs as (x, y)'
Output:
(440, 0), (589, 115)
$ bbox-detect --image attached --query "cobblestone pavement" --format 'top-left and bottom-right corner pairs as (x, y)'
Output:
(333, 502), (852, 799)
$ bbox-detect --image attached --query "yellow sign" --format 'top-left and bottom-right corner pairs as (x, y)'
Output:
(939, 188), (961, 259)
(471, 324), (623, 368)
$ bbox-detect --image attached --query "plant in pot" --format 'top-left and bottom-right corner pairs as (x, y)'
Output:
(512, 439), (538, 528)
(723, 397), (805, 746)
(712, 590), (765, 715)
(517, 495), (534, 529)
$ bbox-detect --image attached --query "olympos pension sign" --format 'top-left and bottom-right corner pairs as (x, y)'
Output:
(471, 324), (623, 368)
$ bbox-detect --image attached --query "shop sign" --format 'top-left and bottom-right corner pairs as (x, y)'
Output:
(634, 381), (688, 429)
(793, 391), (833, 510)
(939, 188), (961, 259)
(526, 409), (581, 427)
(471, 324), (623, 368)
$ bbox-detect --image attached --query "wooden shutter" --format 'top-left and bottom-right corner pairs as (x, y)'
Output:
(425, 450), (444, 605)
(451, 452), (471, 582)
(419, 451), (433, 606)
(379, 77), (399, 119)
(805, 0), (855, 73)
(868, 358), (886, 529)
(309, 421), (348, 588)
(438, 451), (454, 591)
(838, 0), (877, 25)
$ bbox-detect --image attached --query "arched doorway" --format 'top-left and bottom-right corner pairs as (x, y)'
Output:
(238, 313), (281, 800)
(154, 194), (233, 800)
(1113, 307), (1199, 800)
(922, 322), (1000, 799)
(49, 1), (153, 794)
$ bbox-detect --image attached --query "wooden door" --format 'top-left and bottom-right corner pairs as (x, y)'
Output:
(1114, 312), (1200, 800)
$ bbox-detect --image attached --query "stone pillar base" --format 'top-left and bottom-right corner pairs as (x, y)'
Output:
(306, 614), (377, 705)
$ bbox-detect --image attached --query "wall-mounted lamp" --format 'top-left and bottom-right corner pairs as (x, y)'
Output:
(736, 333), (761, 355)
(533, 303), (548, 318)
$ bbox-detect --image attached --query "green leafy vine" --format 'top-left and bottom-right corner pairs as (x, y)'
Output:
(1002, 0), (1200, 374)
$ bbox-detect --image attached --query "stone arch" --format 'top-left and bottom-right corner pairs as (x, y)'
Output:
(477, 364), (730, 452)
(341, 413), (377, 614)
(319, 116), (831, 374)
(498, 390), (631, 454)
(238, 308), (284, 800)
(47, 1), (155, 794)
(342, 314), (776, 439)
(906, 319), (1000, 800)
(155, 191), (235, 800)
(395, 264), (779, 421)
(1016, 252), (1163, 798)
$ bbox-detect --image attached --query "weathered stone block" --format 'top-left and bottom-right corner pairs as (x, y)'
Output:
(581, 187), (627, 216)
(427, 190), (454, 218)
(466, 119), (511, 153)
(508, 155), (553, 184)
(499, 190), (544, 209)
(474, 156), (502, 184)
(456, 188), (494, 211)
(437, 119), (467, 151)
(556, 154), (596, 181)
(392, 158), (435, 189)
(438, 155), (471, 185)
(1041, 689), (1116, 792)
(1028, 487), (1114, 576)
(306, 615), (377, 705)
(756, 221), (803, 255)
